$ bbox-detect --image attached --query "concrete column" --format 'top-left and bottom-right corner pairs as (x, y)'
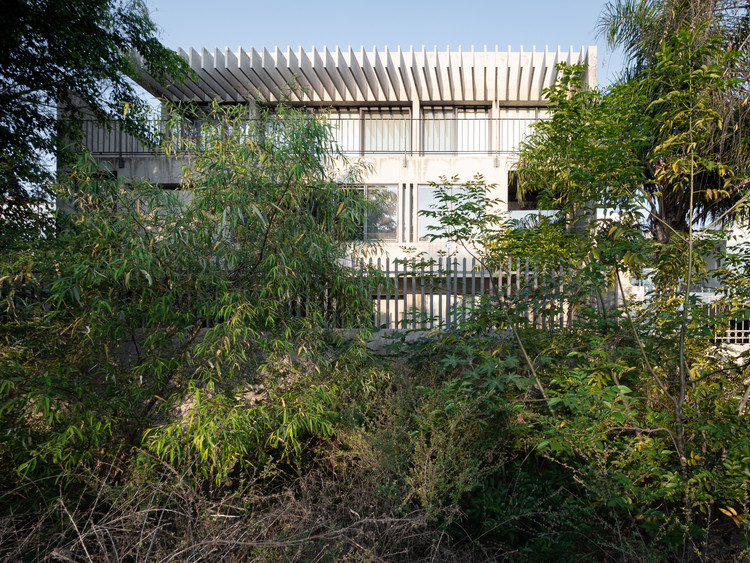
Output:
(411, 98), (420, 156)
(490, 100), (499, 157)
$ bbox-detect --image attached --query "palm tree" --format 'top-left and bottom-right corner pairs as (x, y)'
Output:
(597, 0), (750, 238)
(598, 0), (749, 75)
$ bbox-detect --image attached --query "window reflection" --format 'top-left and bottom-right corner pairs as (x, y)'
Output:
(418, 184), (472, 241)
(351, 185), (398, 241)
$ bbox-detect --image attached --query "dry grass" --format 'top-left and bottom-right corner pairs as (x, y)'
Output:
(0, 453), (510, 563)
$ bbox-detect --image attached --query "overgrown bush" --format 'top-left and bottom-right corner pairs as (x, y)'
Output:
(4, 9), (750, 560)
(0, 103), (376, 480)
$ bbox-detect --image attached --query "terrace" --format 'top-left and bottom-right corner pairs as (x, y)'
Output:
(77, 111), (544, 160)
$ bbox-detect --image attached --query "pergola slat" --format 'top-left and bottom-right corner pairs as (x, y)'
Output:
(135, 45), (595, 106)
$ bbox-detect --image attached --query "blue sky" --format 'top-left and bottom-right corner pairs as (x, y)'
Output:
(146, 0), (627, 87)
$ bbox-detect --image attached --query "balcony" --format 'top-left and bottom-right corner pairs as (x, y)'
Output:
(77, 114), (544, 159)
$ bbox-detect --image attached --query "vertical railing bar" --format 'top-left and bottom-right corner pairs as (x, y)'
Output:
(385, 258), (391, 330)
(362, 257), (368, 329)
(524, 257), (530, 325)
(451, 258), (457, 330)
(118, 120), (124, 168)
(454, 258), (458, 328)
(462, 257), (467, 324)
(446, 258), (451, 331)
(336, 256), (341, 328)
(358, 257), (364, 329)
(375, 257), (381, 330)
(350, 258), (357, 328)
(406, 265), (411, 329)
(420, 261), (426, 330)
(394, 259), (400, 329)
(429, 260), (434, 329)
(471, 257), (476, 318)
(412, 267), (417, 329)
(438, 257), (444, 329)
(494, 263), (500, 307)
(506, 257), (511, 299)
(479, 265), (487, 299)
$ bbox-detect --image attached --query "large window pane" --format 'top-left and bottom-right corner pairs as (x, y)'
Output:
(325, 108), (360, 154)
(507, 170), (538, 211)
(418, 184), (476, 241)
(365, 185), (398, 240)
(457, 108), (489, 152)
(497, 107), (537, 152)
(418, 185), (441, 241)
(349, 185), (398, 241)
(363, 110), (410, 153)
(423, 107), (489, 154)
(423, 108), (454, 154)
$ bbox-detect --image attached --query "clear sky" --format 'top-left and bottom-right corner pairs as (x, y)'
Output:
(146, 0), (627, 87)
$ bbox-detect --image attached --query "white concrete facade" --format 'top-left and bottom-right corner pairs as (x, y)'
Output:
(88, 45), (597, 261)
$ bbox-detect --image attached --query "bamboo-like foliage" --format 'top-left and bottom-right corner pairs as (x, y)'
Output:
(0, 103), (377, 479)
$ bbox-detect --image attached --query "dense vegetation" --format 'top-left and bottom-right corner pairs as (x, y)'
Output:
(2, 0), (750, 560)
(0, 0), (190, 250)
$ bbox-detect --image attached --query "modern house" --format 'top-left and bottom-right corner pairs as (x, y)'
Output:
(81, 45), (597, 265)
(77, 44), (606, 332)
(75, 45), (750, 343)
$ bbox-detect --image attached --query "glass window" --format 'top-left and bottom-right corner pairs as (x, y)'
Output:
(457, 108), (489, 152)
(423, 107), (489, 153)
(418, 184), (441, 240)
(352, 185), (398, 241)
(322, 108), (360, 154)
(507, 170), (538, 211)
(423, 108), (455, 154)
(497, 107), (540, 152)
(507, 170), (556, 225)
(363, 109), (411, 153)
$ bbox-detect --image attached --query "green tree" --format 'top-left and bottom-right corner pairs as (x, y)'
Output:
(0, 103), (375, 480)
(509, 19), (750, 557)
(596, 0), (750, 240)
(598, 0), (749, 75)
(0, 0), (190, 249)
(518, 46), (748, 244)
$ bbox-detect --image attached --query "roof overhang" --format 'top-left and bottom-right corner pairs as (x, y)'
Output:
(135, 45), (597, 105)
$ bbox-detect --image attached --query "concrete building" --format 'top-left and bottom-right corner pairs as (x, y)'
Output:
(81, 45), (597, 262)
(76, 45), (750, 344)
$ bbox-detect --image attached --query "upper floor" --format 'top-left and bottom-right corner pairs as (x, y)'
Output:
(84, 45), (596, 158)
(80, 106), (548, 158)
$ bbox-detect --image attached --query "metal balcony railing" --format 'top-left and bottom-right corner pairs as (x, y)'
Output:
(76, 116), (544, 159)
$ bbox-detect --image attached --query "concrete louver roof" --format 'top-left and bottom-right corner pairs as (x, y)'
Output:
(137, 45), (597, 105)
